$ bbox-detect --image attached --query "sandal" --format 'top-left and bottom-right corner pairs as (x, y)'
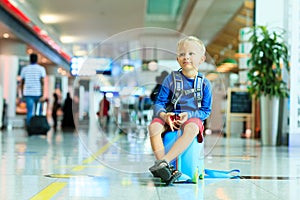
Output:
(149, 160), (171, 181)
(149, 161), (182, 185)
(165, 169), (182, 185)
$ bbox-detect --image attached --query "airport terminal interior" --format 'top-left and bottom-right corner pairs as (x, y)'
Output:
(0, 0), (300, 199)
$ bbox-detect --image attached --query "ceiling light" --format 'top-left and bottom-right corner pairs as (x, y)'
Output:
(235, 53), (251, 58)
(42, 58), (48, 63)
(148, 61), (158, 71)
(60, 36), (77, 43)
(40, 14), (68, 24)
(206, 73), (219, 81)
(27, 49), (33, 54)
(3, 33), (9, 38)
(217, 58), (238, 72)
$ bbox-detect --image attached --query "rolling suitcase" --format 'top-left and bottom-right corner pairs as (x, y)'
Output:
(163, 130), (204, 183)
(27, 101), (50, 136)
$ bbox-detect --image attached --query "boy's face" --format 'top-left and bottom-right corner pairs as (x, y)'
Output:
(177, 41), (206, 72)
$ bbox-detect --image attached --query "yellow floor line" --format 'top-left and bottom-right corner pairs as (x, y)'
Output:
(81, 135), (120, 165)
(45, 174), (91, 178)
(33, 134), (121, 199)
(72, 165), (87, 171)
(30, 182), (67, 200)
(55, 165), (104, 169)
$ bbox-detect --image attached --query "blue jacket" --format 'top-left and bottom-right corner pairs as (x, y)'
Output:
(153, 71), (212, 121)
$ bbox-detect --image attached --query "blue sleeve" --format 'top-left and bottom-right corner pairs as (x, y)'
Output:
(187, 78), (213, 121)
(153, 74), (173, 117)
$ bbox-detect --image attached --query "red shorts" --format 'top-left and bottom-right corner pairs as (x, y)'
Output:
(150, 117), (204, 143)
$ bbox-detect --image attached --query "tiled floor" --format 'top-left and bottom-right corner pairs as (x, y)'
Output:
(0, 119), (300, 200)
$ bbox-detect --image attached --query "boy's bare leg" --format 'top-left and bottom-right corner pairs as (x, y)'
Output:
(162, 122), (199, 163)
(149, 122), (166, 160)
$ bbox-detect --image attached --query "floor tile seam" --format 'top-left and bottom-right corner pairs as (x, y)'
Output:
(238, 177), (286, 199)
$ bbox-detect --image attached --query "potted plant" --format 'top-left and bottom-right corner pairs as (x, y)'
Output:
(247, 25), (289, 146)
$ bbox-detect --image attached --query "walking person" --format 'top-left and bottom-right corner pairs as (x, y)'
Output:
(52, 93), (61, 132)
(61, 92), (75, 131)
(97, 93), (110, 130)
(20, 53), (46, 126)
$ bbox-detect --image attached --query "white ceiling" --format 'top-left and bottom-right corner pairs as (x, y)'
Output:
(26, 0), (147, 43)
(0, 0), (245, 59)
(26, 0), (244, 49)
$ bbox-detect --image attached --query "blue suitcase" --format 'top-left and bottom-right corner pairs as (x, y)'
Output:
(163, 130), (204, 183)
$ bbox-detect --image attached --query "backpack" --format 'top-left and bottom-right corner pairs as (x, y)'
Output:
(166, 70), (204, 111)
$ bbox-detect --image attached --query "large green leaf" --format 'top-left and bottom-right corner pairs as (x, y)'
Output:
(247, 25), (289, 98)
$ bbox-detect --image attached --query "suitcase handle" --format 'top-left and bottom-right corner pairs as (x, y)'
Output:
(35, 102), (47, 116)
(35, 102), (41, 116)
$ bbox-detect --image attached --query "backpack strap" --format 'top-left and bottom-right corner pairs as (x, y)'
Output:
(170, 71), (183, 108)
(170, 71), (204, 109)
(194, 73), (204, 108)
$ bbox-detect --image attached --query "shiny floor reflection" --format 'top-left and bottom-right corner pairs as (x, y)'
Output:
(0, 121), (300, 200)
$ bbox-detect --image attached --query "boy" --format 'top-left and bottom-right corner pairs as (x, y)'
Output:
(148, 36), (212, 185)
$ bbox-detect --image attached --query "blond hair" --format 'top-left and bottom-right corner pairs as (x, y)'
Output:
(177, 36), (206, 55)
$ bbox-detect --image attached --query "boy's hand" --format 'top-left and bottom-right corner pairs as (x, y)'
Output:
(170, 114), (180, 121)
(170, 114), (182, 131)
(161, 112), (180, 131)
(39, 96), (46, 102)
(168, 113), (181, 131)
(175, 112), (188, 126)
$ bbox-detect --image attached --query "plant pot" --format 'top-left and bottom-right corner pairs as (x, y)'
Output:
(260, 95), (279, 146)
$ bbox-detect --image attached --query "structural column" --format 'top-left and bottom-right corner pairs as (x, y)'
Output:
(45, 75), (55, 116)
(0, 55), (19, 126)
(61, 76), (69, 101)
(0, 39), (27, 128)
(289, 0), (300, 146)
